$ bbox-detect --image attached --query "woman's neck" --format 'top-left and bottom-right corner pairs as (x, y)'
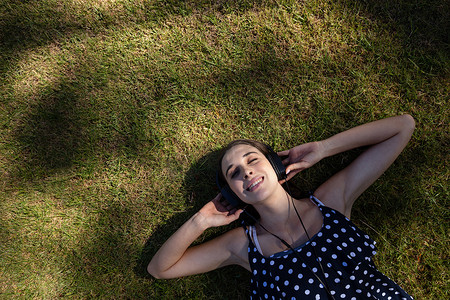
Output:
(253, 186), (296, 232)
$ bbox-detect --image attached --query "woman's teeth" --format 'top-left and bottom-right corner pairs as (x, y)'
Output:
(247, 178), (263, 191)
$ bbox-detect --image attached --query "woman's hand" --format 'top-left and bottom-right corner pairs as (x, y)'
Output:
(196, 194), (243, 229)
(278, 141), (325, 182)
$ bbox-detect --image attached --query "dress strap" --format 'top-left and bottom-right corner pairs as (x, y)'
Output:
(244, 225), (264, 256)
(309, 194), (325, 206)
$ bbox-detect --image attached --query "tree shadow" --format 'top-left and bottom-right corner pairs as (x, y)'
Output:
(0, 0), (268, 73)
(341, 0), (449, 71)
(10, 79), (89, 180)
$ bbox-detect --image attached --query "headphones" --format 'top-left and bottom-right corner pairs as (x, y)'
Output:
(216, 143), (287, 224)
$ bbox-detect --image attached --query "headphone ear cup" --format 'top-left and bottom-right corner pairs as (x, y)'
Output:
(265, 146), (287, 180)
(220, 185), (243, 209)
(216, 171), (244, 209)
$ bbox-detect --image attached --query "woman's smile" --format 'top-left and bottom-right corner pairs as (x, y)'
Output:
(246, 176), (264, 192)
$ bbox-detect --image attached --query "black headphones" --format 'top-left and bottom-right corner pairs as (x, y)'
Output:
(216, 143), (287, 224)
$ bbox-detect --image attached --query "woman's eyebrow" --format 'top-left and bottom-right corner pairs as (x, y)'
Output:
(225, 151), (258, 176)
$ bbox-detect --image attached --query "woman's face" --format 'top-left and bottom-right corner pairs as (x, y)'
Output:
(221, 144), (279, 204)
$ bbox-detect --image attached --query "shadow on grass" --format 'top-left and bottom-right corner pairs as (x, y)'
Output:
(0, 0), (268, 72)
(10, 80), (89, 180)
(345, 0), (449, 70)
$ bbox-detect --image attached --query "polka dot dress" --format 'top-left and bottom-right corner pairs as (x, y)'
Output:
(246, 196), (413, 300)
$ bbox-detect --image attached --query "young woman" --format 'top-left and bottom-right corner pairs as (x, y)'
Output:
(148, 114), (416, 299)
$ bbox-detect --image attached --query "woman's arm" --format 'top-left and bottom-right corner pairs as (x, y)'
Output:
(147, 194), (248, 279)
(280, 114), (415, 217)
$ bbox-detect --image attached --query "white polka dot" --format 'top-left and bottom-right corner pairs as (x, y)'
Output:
(325, 225), (331, 229)
(349, 237), (354, 242)
(252, 258), (257, 263)
(307, 252), (312, 257)
(284, 280), (289, 286)
(309, 278), (314, 284)
(312, 267), (318, 272)
(333, 233), (339, 238)
(325, 213), (330, 217)
(262, 270), (267, 275)
(263, 282), (267, 287)
(341, 228), (346, 233)
(261, 258), (265, 263)
(270, 260), (275, 265)
(279, 264), (284, 270)
(332, 254), (337, 259)
(340, 294), (346, 298)
(288, 269), (293, 274)
(327, 239), (332, 243)
(315, 295), (321, 300)
(275, 276), (279, 281)
(292, 258), (297, 263)
(342, 242), (348, 247)
(294, 285), (300, 291)
(345, 284), (350, 289)
(298, 273), (303, 279)
(321, 247), (327, 252)
(350, 275), (355, 280)
(305, 290), (310, 295)
(350, 252), (356, 257)
(335, 278), (340, 283)
(334, 220), (339, 224)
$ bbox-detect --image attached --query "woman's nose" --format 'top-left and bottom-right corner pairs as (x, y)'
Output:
(243, 169), (253, 179)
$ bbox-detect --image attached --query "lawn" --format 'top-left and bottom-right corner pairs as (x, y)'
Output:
(0, 0), (448, 299)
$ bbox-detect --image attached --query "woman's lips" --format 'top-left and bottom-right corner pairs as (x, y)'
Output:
(246, 177), (264, 192)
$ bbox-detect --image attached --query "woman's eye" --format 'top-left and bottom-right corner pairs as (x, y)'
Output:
(231, 169), (239, 178)
(249, 158), (258, 164)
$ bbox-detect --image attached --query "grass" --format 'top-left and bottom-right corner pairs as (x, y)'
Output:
(0, 0), (448, 298)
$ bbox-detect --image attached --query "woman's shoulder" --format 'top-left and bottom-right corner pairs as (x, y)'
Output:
(214, 225), (250, 269)
(313, 184), (347, 216)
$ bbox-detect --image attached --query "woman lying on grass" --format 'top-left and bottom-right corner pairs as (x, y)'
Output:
(148, 115), (415, 299)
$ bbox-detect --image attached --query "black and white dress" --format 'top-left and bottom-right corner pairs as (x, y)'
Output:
(246, 195), (413, 300)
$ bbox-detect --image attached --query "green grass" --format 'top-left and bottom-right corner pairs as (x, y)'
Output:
(0, 0), (448, 298)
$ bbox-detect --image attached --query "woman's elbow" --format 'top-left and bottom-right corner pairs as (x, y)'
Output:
(403, 114), (415, 128)
(147, 263), (164, 279)
(399, 114), (416, 136)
